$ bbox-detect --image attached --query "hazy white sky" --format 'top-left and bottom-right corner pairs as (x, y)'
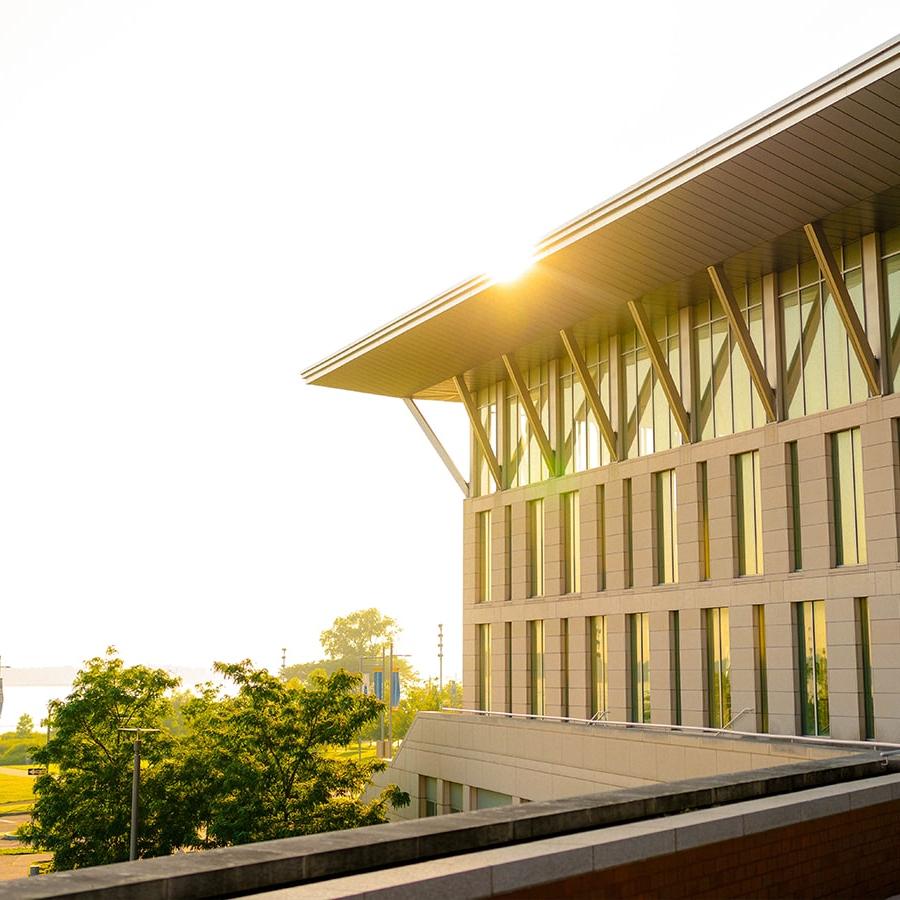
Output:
(1, 2), (898, 682)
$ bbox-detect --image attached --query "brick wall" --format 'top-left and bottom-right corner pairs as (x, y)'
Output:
(500, 798), (900, 899)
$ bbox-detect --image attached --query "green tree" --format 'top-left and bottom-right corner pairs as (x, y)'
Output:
(21, 649), (192, 870)
(392, 679), (462, 739)
(319, 608), (399, 659)
(16, 713), (34, 737)
(177, 661), (408, 846)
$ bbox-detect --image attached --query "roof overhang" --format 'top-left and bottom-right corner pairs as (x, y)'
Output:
(303, 35), (900, 401)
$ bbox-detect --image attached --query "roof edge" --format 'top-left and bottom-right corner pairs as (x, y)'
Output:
(302, 33), (900, 388)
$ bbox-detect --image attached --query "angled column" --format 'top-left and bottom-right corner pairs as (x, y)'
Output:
(626, 300), (691, 443)
(453, 375), (502, 487)
(501, 354), (556, 475)
(706, 264), (777, 422)
(804, 221), (881, 396)
(403, 398), (469, 497)
(559, 328), (618, 461)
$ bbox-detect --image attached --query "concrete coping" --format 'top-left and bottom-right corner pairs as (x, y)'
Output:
(1, 753), (891, 900)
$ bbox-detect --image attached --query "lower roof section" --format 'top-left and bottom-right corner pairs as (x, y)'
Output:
(302, 36), (900, 401)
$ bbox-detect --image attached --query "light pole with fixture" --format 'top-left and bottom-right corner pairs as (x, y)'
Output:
(118, 727), (159, 861)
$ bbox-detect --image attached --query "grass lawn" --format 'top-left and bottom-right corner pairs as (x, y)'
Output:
(0, 772), (36, 807)
(327, 743), (376, 762)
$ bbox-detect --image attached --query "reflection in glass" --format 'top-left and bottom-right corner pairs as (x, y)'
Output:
(797, 600), (829, 736)
(629, 612), (651, 724)
(706, 607), (731, 728)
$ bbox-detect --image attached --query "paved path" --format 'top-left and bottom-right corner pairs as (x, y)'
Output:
(0, 767), (33, 778)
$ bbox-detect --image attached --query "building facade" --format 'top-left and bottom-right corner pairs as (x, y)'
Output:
(304, 37), (900, 808)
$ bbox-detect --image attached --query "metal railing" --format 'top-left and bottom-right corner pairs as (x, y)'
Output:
(437, 707), (900, 756)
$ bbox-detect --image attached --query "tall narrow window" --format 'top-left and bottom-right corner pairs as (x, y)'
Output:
(421, 776), (438, 817)
(477, 623), (492, 712)
(858, 598), (875, 740)
(735, 449), (763, 576)
(832, 427), (867, 566)
(563, 492), (581, 594)
(447, 781), (464, 814)
(884, 225), (900, 391)
(597, 484), (607, 591)
(504, 505), (512, 601)
(478, 510), (492, 603)
(797, 600), (829, 736)
(527, 499), (545, 597)
(528, 619), (545, 717)
(589, 615), (608, 719)
(705, 607), (731, 728)
(474, 385), (499, 495)
(671, 611), (682, 726)
(624, 479), (634, 588)
(629, 612), (651, 723)
(560, 339), (612, 473)
(789, 442), (802, 571)
(699, 462), (710, 581)
(504, 622), (513, 713)
(754, 604), (769, 733)
(655, 469), (678, 584)
(560, 618), (570, 718)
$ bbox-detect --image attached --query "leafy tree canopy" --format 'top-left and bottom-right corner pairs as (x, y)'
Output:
(178, 662), (407, 846)
(319, 608), (399, 660)
(22, 649), (189, 870)
(16, 713), (34, 737)
(22, 650), (407, 870)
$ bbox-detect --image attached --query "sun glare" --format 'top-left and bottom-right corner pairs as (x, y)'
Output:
(488, 246), (535, 284)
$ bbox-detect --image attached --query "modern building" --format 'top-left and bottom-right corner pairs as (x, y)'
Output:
(303, 36), (900, 814)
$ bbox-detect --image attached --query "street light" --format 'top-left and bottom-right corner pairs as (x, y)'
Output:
(118, 727), (159, 861)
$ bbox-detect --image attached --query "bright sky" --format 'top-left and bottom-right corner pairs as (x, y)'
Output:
(1, 2), (898, 683)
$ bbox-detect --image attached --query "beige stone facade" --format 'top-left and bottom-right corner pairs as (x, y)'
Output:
(463, 390), (900, 742)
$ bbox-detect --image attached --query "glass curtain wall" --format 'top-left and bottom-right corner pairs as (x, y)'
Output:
(832, 427), (867, 566)
(655, 469), (678, 584)
(506, 363), (551, 488)
(528, 619), (545, 717)
(590, 615), (608, 719)
(474, 384), (499, 496)
(629, 612), (651, 723)
(705, 607), (732, 728)
(883, 226), (900, 391)
(621, 313), (682, 459)
(780, 243), (867, 419)
(694, 282), (766, 440)
(735, 450), (764, 576)
(559, 338), (612, 474)
(797, 600), (829, 736)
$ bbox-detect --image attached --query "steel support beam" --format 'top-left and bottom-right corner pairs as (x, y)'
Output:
(403, 398), (469, 497)
(707, 264), (778, 422)
(501, 354), (557, 475)
(626, 299), (691, 443)
(559, 328), (618, 461)
(452, 375), (503, 487)
(804, 220), (881, 396)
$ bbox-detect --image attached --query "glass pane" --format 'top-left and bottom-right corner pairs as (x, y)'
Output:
(885, 254), (900, 392)
(798, 602), (816, 734)
(845, 268), (867, 404)
(696, 321), (714, 440)
(813, 601), (829, 735)
(823, 285), (850, 410)
(801, 284), (826, 414)
(637, 349), (654, 455)
(712, 315), (733, 436)
(852, 427), (867, 565)
(782, 291), (804, 419)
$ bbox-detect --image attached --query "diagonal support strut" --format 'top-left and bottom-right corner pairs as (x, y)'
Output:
(559, 328), (619, 461)
(501, 354), (557, 475)
(626, 299), (691, 443)
(452, 375), (503, 488)
(707, 264), (777, 422)
(403, 398), (469, 497)
(804, 220), (881, 396)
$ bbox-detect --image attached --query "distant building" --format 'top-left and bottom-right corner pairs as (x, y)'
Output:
(304, 36), (900, 814)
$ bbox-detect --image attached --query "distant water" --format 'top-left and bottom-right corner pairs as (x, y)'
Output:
(0, 684), (71, 734)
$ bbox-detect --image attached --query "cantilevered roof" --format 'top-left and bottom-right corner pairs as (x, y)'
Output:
(303, 35), (900, 401)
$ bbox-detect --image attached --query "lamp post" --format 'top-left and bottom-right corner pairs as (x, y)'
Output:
(118, 727), (159, 861)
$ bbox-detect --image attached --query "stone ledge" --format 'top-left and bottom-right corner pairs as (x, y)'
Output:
(0, 754), (891, 900)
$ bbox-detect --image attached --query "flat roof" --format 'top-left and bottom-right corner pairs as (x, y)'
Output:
(303, 35), (900, 401)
